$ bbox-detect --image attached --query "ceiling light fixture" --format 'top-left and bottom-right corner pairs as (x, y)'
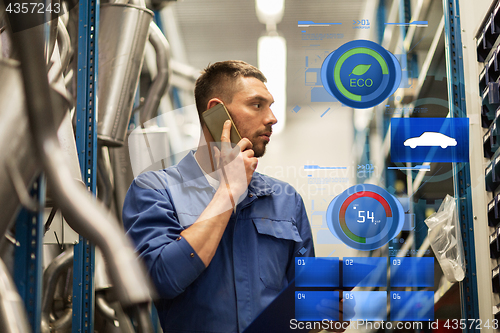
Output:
(255, 0), (285, 27)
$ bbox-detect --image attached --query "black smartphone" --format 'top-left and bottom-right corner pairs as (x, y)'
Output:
(202, 103), (242, 146)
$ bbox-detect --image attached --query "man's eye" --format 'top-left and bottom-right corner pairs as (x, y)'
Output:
(254, 104), (261, 108)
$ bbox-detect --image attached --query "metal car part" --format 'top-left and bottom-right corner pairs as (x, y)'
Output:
(95, 247), (113, 292)
(97, 147), (114, 208)
(0, 57), (68, 247)
(0, 25), (14, 59)
(110, 137), (136, 222)
(97, 3), (153, 146)
(54, 17), (72, 80)
(8, 13), (154, 318)
(109, 23), (172, 219)
(96, 293), (117, 322)
(45, 11), (59, 64)
(41, 248), (73, 333)
(140, 22), (171, 126)
(46, 111), (84, 206)
(0, 258), (30, 333)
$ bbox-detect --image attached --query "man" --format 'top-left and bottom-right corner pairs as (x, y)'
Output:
(123, 60), (315, 333)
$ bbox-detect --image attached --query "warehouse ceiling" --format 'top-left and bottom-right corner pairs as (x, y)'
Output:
(170, 0), (368, 109)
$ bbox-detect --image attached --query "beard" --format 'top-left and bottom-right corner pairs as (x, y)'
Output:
(251, 138), (267, 158)
(248, 128), (272, 158)
(234, 122), (272, 158)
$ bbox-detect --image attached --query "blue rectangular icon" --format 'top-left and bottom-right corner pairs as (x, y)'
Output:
(390, 257), (434, 287)
(343, 257), (387, 287)
(391, 118), (469, 162)
(390, 291), (434, 321)
(295, 291), (339, 321)
(342, 291), (387, 321)
(295, 257), (339, 287)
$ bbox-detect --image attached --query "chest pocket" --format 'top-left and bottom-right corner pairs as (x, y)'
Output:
(253, 218), (302, 291)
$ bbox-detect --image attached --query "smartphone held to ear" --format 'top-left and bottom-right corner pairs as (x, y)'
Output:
(202, 103), (242, 146)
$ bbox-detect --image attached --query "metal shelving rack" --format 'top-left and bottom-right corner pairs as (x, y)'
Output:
(9, 0), (100, 331)
(356, 0), (493, 330)
(443, 0), (480, 326)
(14, 176), (46, 333)
(10, 0), (496, 331)
(73, 0), (99, 331)
(460, 0), (500, 329)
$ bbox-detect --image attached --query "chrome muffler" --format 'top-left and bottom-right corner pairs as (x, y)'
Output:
(97, 3), (153, 146)
(0, 57), (69, 245)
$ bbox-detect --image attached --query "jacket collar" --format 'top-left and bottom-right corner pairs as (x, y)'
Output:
(248, 172), (274, 197)
(177, 150), (212, 190)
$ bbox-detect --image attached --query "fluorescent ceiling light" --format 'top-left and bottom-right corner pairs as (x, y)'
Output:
(258, 35), (286, 134)
(255, 0), (285, 24)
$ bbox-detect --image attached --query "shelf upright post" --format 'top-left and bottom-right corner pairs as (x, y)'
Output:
(73, 0), (99, 331)
(14, 175), (46, 333)
(442, 0), (480, 327)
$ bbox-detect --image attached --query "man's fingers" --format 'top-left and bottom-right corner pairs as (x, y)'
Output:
(243, 148), (255, 158)
(213, 146), (220, 162)
(236, 137), (253, 152)
(251, 158), (258, 171)
(220, 120), (231, 142)
(220, 120), (233, 151)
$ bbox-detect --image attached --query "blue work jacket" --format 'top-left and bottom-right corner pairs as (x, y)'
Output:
(123, 150), (315, 333)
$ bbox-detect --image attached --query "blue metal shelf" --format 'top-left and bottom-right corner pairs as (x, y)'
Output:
(14, 175), (46, 333)
(73, 0), (99, 331)
(443, 0), (480, 328)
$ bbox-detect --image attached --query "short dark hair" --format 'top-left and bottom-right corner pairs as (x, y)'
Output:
(194, 60), (267, 122)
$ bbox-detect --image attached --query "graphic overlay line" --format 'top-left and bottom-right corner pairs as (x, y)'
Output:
(298, 20), (342, 27)
(304, 165), (347, 170)
(384, 21), (428, 27)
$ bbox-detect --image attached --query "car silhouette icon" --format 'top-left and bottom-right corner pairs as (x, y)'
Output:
(403, 132), (457, 149)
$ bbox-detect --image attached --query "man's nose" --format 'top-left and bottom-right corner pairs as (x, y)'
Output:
(265, 108), (278, 126)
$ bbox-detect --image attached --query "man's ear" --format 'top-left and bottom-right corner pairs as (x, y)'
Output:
(206, 98), (224, 111)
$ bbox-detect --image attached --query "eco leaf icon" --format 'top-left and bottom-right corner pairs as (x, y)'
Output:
(349, 64), (371, 76)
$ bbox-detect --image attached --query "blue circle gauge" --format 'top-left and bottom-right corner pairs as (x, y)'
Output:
(321, 40), (401, 109)
(326, 184), (405, 251)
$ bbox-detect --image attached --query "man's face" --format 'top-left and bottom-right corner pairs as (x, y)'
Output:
(224, 76), (277, 158)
